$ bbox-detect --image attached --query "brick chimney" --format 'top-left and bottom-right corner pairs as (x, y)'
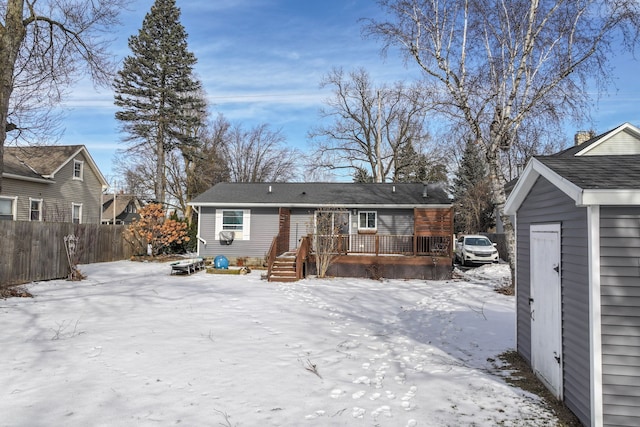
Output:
(574, 130), (595, 146)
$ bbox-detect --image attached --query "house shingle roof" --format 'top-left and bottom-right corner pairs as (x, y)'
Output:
(4, 145), (84, 178)
(536, 155), (640, 189)
(102, 194), (135, 217)
(191, 182), (451, 206)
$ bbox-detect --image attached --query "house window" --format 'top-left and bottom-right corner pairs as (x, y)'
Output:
(0, 196), (16, 220)
(222, 210), (243, 230)
(72, 203), (82, 224)
(315, 211), (350, 235)
(215, 209), (251, 240)
(73, 160), (84, 180)
(30, 198), (43, 221)
(358, 211), (377, 231)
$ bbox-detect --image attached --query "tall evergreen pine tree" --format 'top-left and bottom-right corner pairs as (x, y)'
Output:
(114, 0), (205, 204)
(452, 140), (494, 234)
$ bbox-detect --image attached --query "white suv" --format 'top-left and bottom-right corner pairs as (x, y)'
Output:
(455, 235), (499, 266)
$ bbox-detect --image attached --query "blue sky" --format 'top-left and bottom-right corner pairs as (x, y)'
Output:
(56, 0), (640, 185)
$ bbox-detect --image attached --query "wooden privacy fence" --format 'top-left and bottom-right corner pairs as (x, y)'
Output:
(0, 221), (135, 288)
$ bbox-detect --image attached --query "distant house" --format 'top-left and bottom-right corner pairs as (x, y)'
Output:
(102, 193), (144, 225)
(189, 182), (454, 281)
(1, 145), (108, 223)
(504, 122), (640, 427)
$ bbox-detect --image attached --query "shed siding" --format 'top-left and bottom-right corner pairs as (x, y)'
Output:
(516, 176), (590, 426)
(2, 151), (103, 223)
(197, 207), (279, 259)
(600, 206), (640, 427)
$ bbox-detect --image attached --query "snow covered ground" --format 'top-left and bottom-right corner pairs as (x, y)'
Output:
(0, 261), (559, 426)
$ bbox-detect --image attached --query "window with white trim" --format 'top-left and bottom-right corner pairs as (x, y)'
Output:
(215, 209), (251, 240)
(358, 211), (377, 231)
(0, 196), (16, 220)
(73, 160), (84, 180)
(72, 203), (82, 224)
(30, 198), (43, 221)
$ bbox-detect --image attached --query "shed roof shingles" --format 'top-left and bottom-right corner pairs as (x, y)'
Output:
(537, 155), (640, 190)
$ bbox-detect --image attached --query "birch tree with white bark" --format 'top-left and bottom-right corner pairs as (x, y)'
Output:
(366, 0), (640, 266)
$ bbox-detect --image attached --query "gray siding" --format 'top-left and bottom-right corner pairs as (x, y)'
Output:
(197, 206), (418, 258)
(289, 208), (315, 249)
(600, 206), (640, 427)
(197, 206), (279, 259)
(286, 208), (415, 250)
(2, 151), (103, 223)
(516, 176), (590, 426)
(377, 208), (414, 235)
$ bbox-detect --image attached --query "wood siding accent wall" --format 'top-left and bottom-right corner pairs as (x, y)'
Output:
(414, 208), (453, 236)
(277, 208), (291, 253)
(516, 177), (590, 426)
(600, 206), (640, 427)
(2, 151), (103, 223)
(197, 206), (279, 259)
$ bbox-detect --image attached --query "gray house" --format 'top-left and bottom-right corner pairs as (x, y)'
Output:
(190, 182), (454, 281)
(1, 145), (108, 223)
(504, 122), (640, 427)
(102, 193), (144, 225)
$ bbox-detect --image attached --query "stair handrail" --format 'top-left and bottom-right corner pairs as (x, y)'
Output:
(295, 236), (310, 280)
(266, 235), (278, 279)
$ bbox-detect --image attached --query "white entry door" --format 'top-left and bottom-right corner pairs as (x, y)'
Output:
(530, 223), (563, 399)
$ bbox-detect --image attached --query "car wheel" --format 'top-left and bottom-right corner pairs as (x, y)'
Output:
(460, 257), (466, 267)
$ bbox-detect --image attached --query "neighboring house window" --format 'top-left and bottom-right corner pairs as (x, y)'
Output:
(358, 211), (377, 231)
(72, 203), (82, 224)
(73, 160), (84, 180)
(30, 198), (43, 221)
(0, 196), (17, 220)
(215, 209), (251, 240)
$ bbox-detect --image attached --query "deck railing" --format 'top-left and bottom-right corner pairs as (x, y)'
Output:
(309, 234), (451, 257)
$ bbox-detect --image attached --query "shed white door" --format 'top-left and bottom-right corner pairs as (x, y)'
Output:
(530, 224), (563, 399)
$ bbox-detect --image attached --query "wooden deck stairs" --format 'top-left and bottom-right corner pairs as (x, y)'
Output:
(268, 251), (298, 282)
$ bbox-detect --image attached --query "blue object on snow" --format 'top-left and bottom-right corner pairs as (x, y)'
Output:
(214, 255), (229, 269)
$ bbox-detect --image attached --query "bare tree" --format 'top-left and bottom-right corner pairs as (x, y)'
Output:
(225, 123), (299, 183)
(312, 208), (348, 278)
(309, 67), (433, 182)
(367, 0), (640, 266)
(0, 0), (127, 193)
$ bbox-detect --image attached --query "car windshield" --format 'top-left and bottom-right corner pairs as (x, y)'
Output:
(465, 237), (491, 246)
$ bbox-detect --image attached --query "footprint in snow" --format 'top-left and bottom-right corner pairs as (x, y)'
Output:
(330, 389), (345, 399)
(352, 407), (366, 419)
(304, 410), (326, 420)
(352, 390), (366, 399)
(372, 405), (392, 419)
(353, 376), (370, 386)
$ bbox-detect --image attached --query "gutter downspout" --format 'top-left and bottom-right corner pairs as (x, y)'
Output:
(193, 206), (207, 249)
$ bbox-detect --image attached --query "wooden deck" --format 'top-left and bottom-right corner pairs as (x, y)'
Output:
(306, 253), (453, 280)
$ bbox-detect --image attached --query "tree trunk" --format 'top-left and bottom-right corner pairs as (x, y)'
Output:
(0, 0), (27, 193)
(486, 148), (516, 279)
